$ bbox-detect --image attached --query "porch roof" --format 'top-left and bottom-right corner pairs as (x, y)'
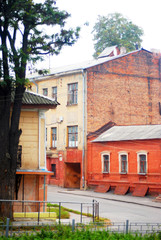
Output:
(11, 90), (59, 108)
(92, 125), (161, 142)
(16, 169), (54, 175)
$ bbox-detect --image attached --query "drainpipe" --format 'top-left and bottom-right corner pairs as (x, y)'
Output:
(32, 79), (39, 93)
(82, 70), (86, 189)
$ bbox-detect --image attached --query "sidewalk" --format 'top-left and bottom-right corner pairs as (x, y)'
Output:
(54, 186), (161, 209)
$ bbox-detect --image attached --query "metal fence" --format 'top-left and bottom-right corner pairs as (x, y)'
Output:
(0, 199), (99, 225)
(0, 200), (161, 237)
(1, 219), (161, 237)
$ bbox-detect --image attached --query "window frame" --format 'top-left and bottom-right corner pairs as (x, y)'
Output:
(101, 152), (110, 173)
(67, 125), (78, 148)
(119, 152), (128, 174)
(43, 88), (48, 96)
(137, 151), (148, 174)
(52, 86), (57, 101)
(67, 82), (78, 105)
(51, 127), (57, 149)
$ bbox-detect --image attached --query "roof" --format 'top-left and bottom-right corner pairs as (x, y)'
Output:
(16, 169), (54, 175)
(29, 48), (152, 80)
(88, 121), (115, 138)
(11, 90), (59, 106)
(92, 125), (161, 142)
(98, 45), (118, 58)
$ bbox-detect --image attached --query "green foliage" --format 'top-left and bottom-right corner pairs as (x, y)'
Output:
(0, 0), (80, 86)
(92, 12), (144, 57)
(47, 204), (70, 219)
(0, 227), (161, 240)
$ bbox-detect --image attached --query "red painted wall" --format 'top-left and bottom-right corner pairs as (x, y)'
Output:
(47, 149), (82, 187)
(87, 138), (161, 195)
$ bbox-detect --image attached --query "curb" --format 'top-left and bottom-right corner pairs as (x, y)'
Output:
(58, 190), (161, 209)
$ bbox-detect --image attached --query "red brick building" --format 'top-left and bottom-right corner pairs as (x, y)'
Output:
(32, 46), (161, 189)
(87, 124), (161, 196)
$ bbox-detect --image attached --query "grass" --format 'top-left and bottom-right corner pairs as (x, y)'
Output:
(47, 203), (110, 223)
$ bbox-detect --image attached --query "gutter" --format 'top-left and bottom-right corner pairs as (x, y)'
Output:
(82, 70), (86, 189)
(32, 78), (39, 93)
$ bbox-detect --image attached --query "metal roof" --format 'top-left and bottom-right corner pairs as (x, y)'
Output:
(92, 125), (161, 142)
(11, 91), (59, 106)
(29, 48), (152, 80)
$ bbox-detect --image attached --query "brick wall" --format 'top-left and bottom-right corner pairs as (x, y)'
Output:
(87, 138), (161, 195)
(87, 50), (161, 133)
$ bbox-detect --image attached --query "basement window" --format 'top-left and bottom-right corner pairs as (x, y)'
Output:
(51, 164), (56, 178)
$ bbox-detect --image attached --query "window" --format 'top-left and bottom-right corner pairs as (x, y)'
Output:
(119, 153), (128, 173)
(68, 126), (78, 147)
(51, 164), (56, 178)
(51, 127), (57, 148)
(52, 87), (57, 101)
(102, 153), (110, 173)
(137, 152), (147, 174)
(43, 88), (48, 96)
(67, 83), (78, 105)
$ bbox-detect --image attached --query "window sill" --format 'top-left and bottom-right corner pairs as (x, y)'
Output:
(66, 103), (78, 107)
(66, 147), (78, 149)
(138, 173), (147, 175)
(102, 172), (109, 174)
(120, 172), (127, 175)
(50, 147), (57, 150)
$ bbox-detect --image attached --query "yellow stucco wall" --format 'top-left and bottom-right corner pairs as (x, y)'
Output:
(32, 72), (85, 152)
(19, 110), (46, 170)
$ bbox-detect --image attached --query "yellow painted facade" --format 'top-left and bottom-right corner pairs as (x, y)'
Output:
(19, 109), (46, 170)
(32, 72), (86, 153)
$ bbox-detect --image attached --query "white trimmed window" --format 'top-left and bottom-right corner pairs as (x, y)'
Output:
(51, 127), (57, 148)
(119, 152), (128, 174)
(101, 152), (110, 173)
(67, 126), (78, 148)
(67, 83), (78, 105)
(137, 151), (147, 174)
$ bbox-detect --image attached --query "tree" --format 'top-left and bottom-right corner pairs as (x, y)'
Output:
(0, 0), (80, 218)
(92, 13), (144, 57)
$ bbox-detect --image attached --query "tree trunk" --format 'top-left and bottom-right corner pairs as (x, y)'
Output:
(0, 85), (25, 219)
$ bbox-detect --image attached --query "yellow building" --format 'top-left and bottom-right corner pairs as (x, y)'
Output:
(15, 91), (58, 204)
(29, 51), (119, 189)
(30, 66), (87, 189)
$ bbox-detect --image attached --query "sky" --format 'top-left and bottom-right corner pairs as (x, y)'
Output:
(33, 0), (161, 71)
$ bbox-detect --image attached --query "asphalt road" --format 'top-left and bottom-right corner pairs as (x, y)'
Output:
(47, 185), (161, 223)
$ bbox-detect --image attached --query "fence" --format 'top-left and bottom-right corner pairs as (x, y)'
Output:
(0, 199), (99, 225)
(1, 219), (161, 237)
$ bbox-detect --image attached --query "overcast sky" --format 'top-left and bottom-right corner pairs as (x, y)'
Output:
(34, 0), (161, 71)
